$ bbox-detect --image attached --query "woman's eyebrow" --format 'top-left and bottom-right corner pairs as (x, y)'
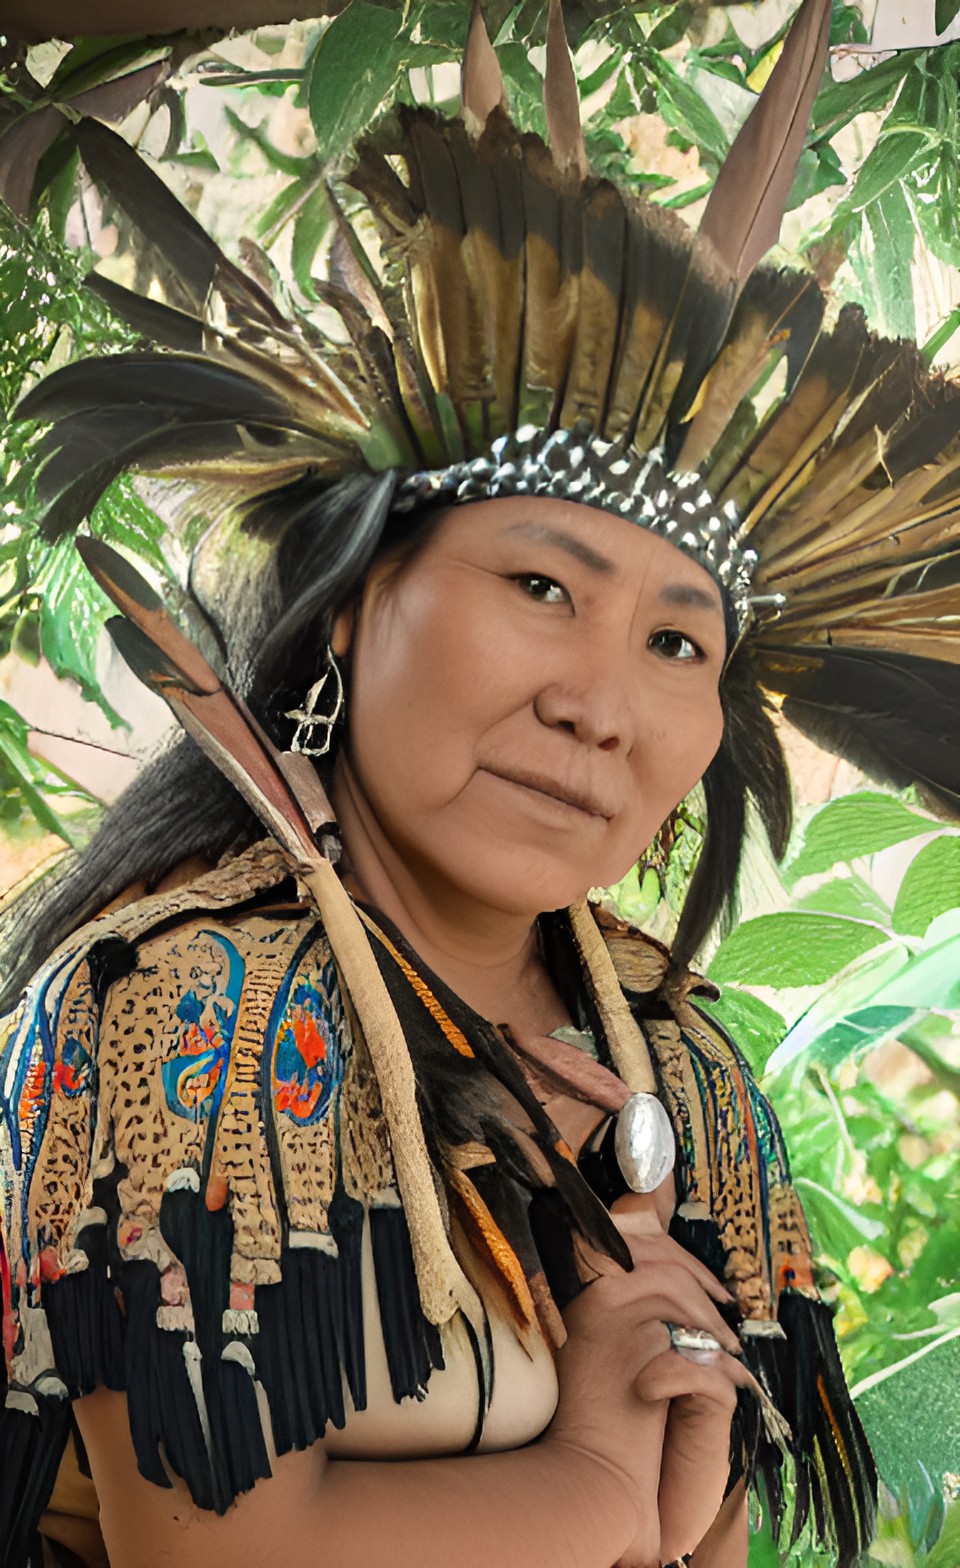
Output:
(658, 581), (723, 614)
(504, 521), (615, 574)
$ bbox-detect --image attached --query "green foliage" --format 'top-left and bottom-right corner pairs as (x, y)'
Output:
(0, 200), (171, 837)
(306, 3), (406, 166)
(700, 792), (960, 1565)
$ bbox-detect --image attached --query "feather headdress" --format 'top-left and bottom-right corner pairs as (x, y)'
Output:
(17, 0), (960, 840)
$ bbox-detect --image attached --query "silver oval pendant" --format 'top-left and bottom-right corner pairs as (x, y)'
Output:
(614, 1092), (676, 1193)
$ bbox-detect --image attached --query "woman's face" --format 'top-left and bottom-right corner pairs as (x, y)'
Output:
(332, 495), (726, 918)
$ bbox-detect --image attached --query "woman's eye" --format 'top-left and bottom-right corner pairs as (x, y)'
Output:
(649, 628), (703, 662)
(513, 574), (569, 605)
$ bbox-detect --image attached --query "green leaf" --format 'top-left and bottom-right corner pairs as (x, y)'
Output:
(647, 2), (696, 53)
(307, 2), (403, 167)
(865, 922), (960, 1011)
(643, 52), (728, 164)
(91, 476), (172, 579)
(766, 944), (913, 1073)
(794, 1176), (886, 1249)
(0, 698), (78, 842)
(256, 175), (315, 243)
(830, 4), (869, 46)
(793, 874), (891, 925)
(864, 182), (917, 338)
(843, 128), (932, 214)
(786, 140), (846, 210)
(35, 537), (121, 726)
(927, 1498), (960, 1568)
(291, 192), (330, 302)
(893, 835), (960, 935)
(854, 1331), (960, 1507)
(812, 50), (916, 141)
(795, 1005), (915, 1071)
(496, 42), (549, 136)
(786, 792), (936, 884)
(709, 912), (888, 987)
(696, 987), (786, 1076)
(936, 0), (960, 36)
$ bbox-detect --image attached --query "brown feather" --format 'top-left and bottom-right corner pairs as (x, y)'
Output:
(698, 0), (832, 286)
(544, 0), (587, 180)
(517, 134), (583, 431)
(461, 0), (503, 138)
(559, 182), (626, 429)
(678, 267), (824, 473)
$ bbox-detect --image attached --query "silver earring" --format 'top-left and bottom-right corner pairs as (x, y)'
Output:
(284, 648), (345, 757)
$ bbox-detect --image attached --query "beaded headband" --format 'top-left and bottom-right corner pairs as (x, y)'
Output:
(395, 424), (757, 632)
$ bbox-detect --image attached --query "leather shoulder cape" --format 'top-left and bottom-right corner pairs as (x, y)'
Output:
(0, 843), (875, 1567)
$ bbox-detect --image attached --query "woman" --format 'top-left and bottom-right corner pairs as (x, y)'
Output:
(5, 0), (960, 1562)
(21, 494), (758, 1568)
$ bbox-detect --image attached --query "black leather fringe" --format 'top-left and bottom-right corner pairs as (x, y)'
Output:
(369, 1206), (444, 1403)
(0, 1399), (72, 1568)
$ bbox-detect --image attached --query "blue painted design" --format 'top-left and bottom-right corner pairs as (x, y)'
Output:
(160, 932), (244, 1122)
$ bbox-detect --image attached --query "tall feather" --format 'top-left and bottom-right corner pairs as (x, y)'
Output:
(461, 0), (503, 138)
(698, 0), (832, 287)
(544, 0), (587, 180)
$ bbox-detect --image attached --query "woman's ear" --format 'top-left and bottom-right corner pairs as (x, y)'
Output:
(331, 602), (356, 657)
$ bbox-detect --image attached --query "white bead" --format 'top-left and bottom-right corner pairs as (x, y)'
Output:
(614, 1092), (676, 1194)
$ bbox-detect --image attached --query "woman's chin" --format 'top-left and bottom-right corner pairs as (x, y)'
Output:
(434, 846), (619, 921)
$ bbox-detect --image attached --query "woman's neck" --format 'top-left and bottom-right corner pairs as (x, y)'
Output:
(331, 758), (570, 1034)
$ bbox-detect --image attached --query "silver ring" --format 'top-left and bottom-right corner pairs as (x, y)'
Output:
(667, 1323), (724, 1354)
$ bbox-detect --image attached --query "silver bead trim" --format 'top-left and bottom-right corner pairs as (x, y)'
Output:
(395, 423), (757, 631)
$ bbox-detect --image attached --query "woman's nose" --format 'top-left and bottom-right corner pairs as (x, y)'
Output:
(533, 678), (632, 753)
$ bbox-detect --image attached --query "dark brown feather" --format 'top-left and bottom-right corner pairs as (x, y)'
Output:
(544, 0), (587, 180)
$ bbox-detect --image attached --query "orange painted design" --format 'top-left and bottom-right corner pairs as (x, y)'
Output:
(275, 1077), (326, 1119)
(291, 1005), (327, 1069)
(554, 1138), (577, 1165)
(205, 1173), (229, 1212)
(373, 929), (474, 1058)
(19, 1059), (46, 1127)
(38, 1247), (64, 1285)
(817, 1373), (855, 1488)
(230, 1280), (256, 1311)
(449, 1167), (537, 1328)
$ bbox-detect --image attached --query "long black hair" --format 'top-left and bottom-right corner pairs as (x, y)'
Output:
(0, 473), (790, 1006)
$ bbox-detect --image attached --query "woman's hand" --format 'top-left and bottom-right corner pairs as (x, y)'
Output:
(634, 1330), (752, 1564)
(542, 1190), (743, 1567)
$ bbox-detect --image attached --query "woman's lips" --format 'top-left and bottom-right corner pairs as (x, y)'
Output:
(480, 766), (614, 820)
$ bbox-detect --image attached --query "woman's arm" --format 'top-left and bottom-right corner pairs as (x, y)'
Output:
(77, 1387), (653, 1568)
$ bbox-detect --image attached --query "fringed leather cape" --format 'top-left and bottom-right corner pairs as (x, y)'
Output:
(0, 841), (874, 1567)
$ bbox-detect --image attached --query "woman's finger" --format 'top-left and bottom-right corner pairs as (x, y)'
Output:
(633, 1346), (754, 1407)
(594, 1275), (742, 1357)
(610, 1212), (734, 1305)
